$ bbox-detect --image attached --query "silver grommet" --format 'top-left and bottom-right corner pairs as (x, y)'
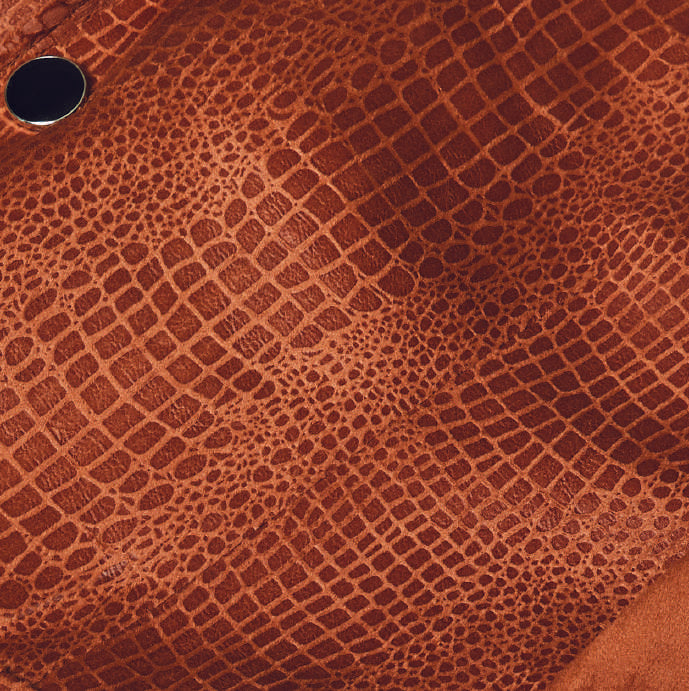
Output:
(5, 55), (87, 127)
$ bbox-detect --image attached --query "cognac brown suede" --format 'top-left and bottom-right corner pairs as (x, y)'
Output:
(550, 552), (689, 690)
(2, 1), (689, 689)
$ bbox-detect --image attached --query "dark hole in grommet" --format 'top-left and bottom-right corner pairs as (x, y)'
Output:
(4, 55), (87, 127)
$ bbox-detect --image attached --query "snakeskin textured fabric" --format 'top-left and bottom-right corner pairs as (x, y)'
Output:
(2, 0), (689, 688)
(0, 0), (115, 69)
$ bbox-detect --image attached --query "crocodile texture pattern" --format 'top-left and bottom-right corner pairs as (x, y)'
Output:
(2, 0), (689, 689)
(0, 0), (87, 65)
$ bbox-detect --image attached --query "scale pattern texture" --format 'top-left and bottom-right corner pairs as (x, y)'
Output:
(2, 0), (689, 689)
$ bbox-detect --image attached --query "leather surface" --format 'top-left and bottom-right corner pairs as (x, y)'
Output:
(2, 0), (689, 688)
(549, 552), (689, 690)
(0, 0), (107, 69)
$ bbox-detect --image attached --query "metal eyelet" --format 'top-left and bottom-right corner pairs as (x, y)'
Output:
(5, 55), (87, 128)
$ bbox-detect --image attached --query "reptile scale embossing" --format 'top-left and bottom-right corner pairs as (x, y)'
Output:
(2, 0), (689, 688)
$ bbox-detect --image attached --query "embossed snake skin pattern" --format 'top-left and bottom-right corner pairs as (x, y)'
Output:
(2, 0), (689, 688)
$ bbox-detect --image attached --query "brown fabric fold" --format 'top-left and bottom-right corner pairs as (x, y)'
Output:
(550, 552), (689, 690)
